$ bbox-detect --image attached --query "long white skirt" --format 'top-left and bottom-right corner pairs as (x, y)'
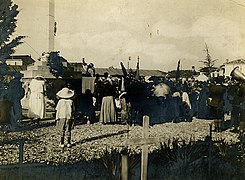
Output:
(28, 92), (45, 119)
(99, 96), (117, 124)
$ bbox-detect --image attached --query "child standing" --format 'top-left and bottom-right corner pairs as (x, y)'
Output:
(56, 87), (74, 148)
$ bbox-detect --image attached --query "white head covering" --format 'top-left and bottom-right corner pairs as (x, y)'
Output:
(34, 74), (45, 80)
(56, 87), (74, 99)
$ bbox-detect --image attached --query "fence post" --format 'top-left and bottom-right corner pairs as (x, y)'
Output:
(121, 147), (129, 180)
(141, 115), (149, 180)
(19, 139), (25, 180)
(208, 123), (212, 177)
(19, 140), (24, 164)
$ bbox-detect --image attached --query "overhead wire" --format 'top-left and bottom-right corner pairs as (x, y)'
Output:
(13, 33), (41, 59)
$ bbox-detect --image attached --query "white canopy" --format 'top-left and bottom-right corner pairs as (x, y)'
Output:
(195, 73), (208, 82)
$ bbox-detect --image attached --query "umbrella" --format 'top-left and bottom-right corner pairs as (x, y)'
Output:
(195, 74), (208, 82)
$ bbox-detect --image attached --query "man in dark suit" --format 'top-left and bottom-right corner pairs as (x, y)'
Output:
(208, 78), (226, 132)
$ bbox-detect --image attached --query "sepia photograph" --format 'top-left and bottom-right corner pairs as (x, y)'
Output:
(0, 0), (245, 179)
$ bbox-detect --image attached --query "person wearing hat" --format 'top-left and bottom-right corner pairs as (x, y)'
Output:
(51, 76), (66, 104)
(56, 86), (74, 148)
(28, 74), (46, 120)
(7, 72), (25, 129)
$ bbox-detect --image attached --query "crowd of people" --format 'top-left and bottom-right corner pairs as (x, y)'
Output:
(1, 66), (245, 147)
(23, 70), (244, 132)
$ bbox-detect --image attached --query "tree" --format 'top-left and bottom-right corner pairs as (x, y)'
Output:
(199, 43), (217, 77)
(0, 0), (25, 76)
(47, 51), (65, 78)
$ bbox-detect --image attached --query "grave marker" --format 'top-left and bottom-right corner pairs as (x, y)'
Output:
(122, 115), (159, 180)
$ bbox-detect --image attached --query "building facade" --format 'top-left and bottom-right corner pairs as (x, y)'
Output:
(224, 59), (245, 77)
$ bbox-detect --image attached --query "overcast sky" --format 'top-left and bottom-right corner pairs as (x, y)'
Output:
(13, 0), (245, 71)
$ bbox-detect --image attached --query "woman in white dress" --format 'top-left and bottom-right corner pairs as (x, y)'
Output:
(28, 75), (46, 119)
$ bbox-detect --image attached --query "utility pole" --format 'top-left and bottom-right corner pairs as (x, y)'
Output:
(128, 56), (131, 70)
(136, 56), (140, 80)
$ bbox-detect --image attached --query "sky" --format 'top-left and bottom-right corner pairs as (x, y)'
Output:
(13, 0), (245, 71)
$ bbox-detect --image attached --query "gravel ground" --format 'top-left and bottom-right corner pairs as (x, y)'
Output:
(0, 117), (240, 165)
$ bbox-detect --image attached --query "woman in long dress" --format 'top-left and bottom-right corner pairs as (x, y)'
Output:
(28, 75), (46, 119)
(99, 79), (117, 124)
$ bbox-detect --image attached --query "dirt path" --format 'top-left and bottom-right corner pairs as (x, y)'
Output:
(0, 118), (240, 165)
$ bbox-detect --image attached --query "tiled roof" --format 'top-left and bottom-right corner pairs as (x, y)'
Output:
(95, 68), (121, 76)
(6, 55), (35, 65)
(94, 68), (166, 76)
(7, 65), (27, 72)
(69, 63), (166, 76)
(225, 59), (245, 64)
(167, 70), (199, 78)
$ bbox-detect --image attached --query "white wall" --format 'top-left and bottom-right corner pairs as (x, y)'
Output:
(6, 59), (23, 66)
(225, 63), (245, 77)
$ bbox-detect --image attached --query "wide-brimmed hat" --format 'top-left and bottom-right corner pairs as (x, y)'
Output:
(57, 87), (74, 99)
(34, 74), (45, 80)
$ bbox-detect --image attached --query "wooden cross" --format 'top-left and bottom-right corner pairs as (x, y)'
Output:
(122, 115), (159, 180)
